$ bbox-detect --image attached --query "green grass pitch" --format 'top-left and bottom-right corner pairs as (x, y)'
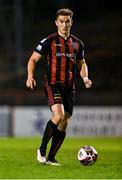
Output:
(0, 137), (121, 179)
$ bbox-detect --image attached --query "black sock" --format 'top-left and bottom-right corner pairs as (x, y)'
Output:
(48, 129), (66, 160)
(39, 120), (57, 156)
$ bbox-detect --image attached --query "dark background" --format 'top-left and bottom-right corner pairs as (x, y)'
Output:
(0, 0), (122, 106)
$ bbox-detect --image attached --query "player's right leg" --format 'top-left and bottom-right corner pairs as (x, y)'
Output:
(46, 112), (70, 166)
(37, 149), (46, 164)
(37, 104), (64, 164)
(46, 87), (74, 166)
(37, 119), (58, 164)
(37, 85), (64, 164)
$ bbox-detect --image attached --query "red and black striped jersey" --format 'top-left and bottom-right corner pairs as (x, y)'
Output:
(35, 32), (84, 87)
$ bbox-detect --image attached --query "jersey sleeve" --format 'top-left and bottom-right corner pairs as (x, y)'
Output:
(76, 40), (85, 61)
(35, 37), (50, 55)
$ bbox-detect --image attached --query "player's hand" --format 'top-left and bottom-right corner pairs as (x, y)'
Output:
(83, 77), (92, 88)
(26, 77), (36, 90)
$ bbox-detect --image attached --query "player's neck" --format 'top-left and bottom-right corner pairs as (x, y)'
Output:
(58, 31), (70, 40)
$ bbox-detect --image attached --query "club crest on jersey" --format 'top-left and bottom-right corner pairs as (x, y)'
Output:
(72, 42), (78, 49)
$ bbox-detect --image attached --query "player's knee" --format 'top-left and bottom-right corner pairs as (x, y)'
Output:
(53, 113), (64, 123)
(57, 118), (68, 131)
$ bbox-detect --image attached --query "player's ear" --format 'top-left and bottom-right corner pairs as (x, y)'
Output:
(55, 20), (58, 27)
(71, 19), (73, 26)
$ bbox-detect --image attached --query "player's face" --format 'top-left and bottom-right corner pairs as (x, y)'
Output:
(55, 15), (72, 37)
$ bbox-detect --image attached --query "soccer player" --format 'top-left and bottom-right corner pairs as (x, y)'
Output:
(26, 8), (92, 166)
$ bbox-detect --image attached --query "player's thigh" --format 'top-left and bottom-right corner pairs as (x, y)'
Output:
(51, 103), (64, 116)
(62, 89), (75, 116)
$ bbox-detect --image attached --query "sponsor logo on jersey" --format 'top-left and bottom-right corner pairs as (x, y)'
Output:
(56, 52), (75, 58)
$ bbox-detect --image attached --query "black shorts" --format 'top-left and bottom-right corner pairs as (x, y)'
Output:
(44, 84), (75, 116)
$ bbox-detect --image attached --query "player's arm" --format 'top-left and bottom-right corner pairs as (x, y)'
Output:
(79, 59), (92, 88)
(26, 51), (42, 90)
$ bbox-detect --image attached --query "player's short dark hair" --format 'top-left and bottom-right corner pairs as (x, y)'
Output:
(56, 8), (73, 20)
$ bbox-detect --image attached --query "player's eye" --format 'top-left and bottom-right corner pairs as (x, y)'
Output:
(59, 20), (64, 23)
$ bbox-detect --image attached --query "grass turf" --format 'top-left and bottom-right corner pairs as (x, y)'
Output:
(0, 137), (121, 179)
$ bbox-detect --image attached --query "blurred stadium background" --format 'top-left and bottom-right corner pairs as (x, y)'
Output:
(0, 0), (122, 137)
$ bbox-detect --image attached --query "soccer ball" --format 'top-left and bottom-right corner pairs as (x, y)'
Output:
(77, 145), (98, 166)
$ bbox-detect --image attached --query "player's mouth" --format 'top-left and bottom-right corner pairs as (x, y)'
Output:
(62, 27), (68, 31)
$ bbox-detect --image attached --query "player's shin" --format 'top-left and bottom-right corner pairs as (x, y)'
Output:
(47, 129), (66, 161)
(39, 119), (57, 156)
